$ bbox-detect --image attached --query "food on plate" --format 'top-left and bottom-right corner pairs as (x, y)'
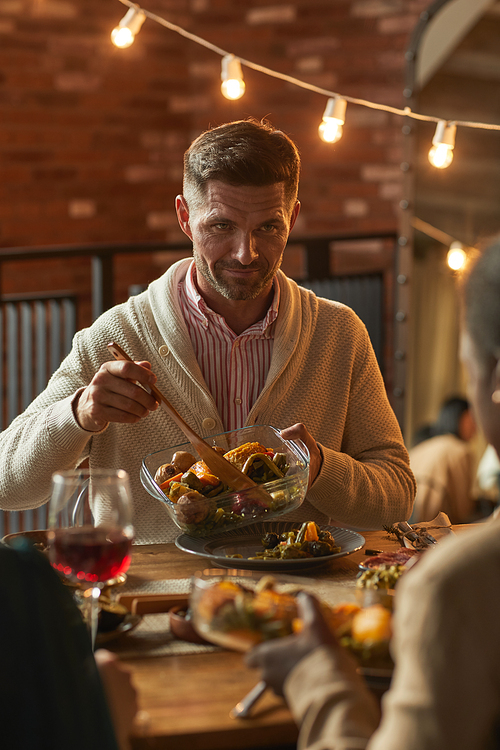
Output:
(362, 548), (420, 569)
(292, 601), (361, 638)
(153, 441), (292, 534)
(350, 604), (392, 645)
(356, 564), (406, 591)
(192, 575), (393, 667)
(249, 521), (341, 560)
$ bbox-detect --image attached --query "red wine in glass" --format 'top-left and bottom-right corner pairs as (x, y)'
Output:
(50, 525), (132, 584)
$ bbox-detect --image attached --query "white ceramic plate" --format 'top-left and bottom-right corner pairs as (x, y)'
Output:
(175, 521), (365, 571)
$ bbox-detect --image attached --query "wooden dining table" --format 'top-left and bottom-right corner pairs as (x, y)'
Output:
(112, 523), (473, 750)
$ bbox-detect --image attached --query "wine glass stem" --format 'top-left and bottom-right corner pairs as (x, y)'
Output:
(89, 586), (101, 651)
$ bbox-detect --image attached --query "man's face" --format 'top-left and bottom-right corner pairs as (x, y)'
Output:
(176, 180), (299, 302)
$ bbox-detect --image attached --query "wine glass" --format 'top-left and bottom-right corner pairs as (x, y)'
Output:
(47, 468), (135, 649)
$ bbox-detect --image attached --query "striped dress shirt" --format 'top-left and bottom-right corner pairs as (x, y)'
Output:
(178, 261), (279, 431)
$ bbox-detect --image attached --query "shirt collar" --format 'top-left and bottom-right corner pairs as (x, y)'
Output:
(184, 260), (279, 333)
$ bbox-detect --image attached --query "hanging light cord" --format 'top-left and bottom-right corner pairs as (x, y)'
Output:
(411, 217), (455, 245)
(117, 0), (500, 133)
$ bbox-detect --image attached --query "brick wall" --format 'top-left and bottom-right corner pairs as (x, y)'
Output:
(0, 0), (430, 300)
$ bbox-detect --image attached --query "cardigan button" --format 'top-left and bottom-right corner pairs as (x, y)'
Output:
(202, 418), (216, 431)
(158, 344), (169, 357)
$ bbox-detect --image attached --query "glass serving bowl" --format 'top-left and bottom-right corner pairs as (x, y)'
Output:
(141, 425), (310, 538)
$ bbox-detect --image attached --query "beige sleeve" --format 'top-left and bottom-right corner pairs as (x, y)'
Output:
(284, 646), (380, 750)
(284, 528), (500, 750)
(369, 539), (500, 750)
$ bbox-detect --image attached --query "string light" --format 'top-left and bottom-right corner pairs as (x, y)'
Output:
(318, 97), (347, 144)
(113, 0), (500, 156)
(428, 121), (456, 169)
(221, 55), (245, 101)
(111, 7), (146, 48)
(411, 218), (473, 273)
(447, 241), (467, 271)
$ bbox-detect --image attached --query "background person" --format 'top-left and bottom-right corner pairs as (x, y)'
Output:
(408, 396), (477, 523)
(247, 237), (500, 750)
(0, 119), (415, 543)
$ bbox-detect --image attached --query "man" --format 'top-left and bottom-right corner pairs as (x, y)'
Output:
(0, 119), (414, 543)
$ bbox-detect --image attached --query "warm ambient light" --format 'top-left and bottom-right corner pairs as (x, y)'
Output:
(221, 55), (245, 100)
(447, 241), (467, 271)
(111, 7), (146, 48)
(428, 120), (456, 169)
(318, 97), (347, 144)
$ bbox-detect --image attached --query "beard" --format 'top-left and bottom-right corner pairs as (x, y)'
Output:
(193, 250), (281, 301)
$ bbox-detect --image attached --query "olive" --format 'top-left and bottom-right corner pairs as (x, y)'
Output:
(181, 471), (204, 491)
(308, 540), (337, 557)
(261, 532), (279, 549)
(318, 530), (335, 544)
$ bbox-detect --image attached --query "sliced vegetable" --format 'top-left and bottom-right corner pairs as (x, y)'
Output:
(304, 521), (319, 542)
(223, 442), (267, 468)
(159, 472), (183, 492)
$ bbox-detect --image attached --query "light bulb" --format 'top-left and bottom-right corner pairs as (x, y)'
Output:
(221, 55), (245, 101)
(319, 118), (343, 143)
(428, 121), (456, 169)
(447, 241), (467, 271)
(111, 8), (146, 49)
(318, 97), (347, 144)
(428, 143), (454, 169)
(221, 78), (246, 100)
(111, 27), (135, 48)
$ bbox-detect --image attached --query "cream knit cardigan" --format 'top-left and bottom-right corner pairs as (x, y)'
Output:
(0, 259), (415, 543)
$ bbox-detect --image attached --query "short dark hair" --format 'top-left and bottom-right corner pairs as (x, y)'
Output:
(463, 238), (500, 365)
(433, 397), (470, 439)
(183, 119), (300, 213)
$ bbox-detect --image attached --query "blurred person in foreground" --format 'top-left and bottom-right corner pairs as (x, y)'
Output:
(409, 396), (477, 523)
(247, 238), (500, 750)
(0, 538), (137, 750)
(0, 119), (414, 543)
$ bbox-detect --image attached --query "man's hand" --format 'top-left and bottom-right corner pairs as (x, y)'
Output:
(75, 360), (159, 432)
(280, 423), (323, 487)
(245, 592), (340, 696)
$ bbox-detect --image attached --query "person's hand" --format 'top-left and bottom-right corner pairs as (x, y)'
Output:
(95, 649), (138, 750)
(74, 360), (159, 432)
(245, 592), (339, 696)
(280, 423), (323, 487)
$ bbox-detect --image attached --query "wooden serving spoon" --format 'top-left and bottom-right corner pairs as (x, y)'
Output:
(107, 341), (261, 493)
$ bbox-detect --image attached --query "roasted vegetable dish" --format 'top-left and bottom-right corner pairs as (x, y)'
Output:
(192, 575), (393, 667)
(250, 521), (341, 560)
(154, 441), (296, 535)
(356, 564), (406, 591)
